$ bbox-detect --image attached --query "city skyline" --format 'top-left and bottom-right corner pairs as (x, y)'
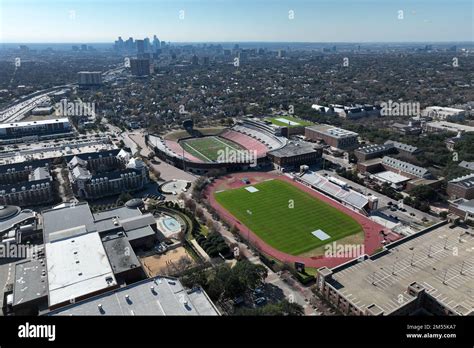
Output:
(0, 0), (472, 43)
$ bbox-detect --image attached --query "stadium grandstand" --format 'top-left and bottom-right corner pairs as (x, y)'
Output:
(294, 171), (377, 214)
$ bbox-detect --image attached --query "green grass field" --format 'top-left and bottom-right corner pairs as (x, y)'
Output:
(267, 116), (313, 128)
(180, 136), (246, 162)
(214, 179), (362, 255)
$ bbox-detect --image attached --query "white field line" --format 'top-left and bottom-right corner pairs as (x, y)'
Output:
(183, 140), (213, 162)
(214, 137), (245, 156)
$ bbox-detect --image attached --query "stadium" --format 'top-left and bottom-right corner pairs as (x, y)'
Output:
(206, 172), (394, 268)
(146, 118), (288, 174)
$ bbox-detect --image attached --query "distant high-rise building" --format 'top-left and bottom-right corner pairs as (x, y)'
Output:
(152, 35), (160, 52)
(130, 58), (150, 76)
(144, 37), (151, 52)
(191, 55), (199, 65)
(114, 36), (124, 51)
(203, 56), (210, 65)
(81, 44), (87, 51)
(136, 40), (145, 55)
(78, 71), (103, 86)
(125, 37), (134, 51)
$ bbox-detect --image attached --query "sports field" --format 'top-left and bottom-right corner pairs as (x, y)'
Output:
(214, 179), (363, 255)
(180, 136), (247, 162)
(267, 116), (313, 128)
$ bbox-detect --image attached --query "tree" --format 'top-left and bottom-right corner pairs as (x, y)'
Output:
(409, 185), (439, 203)
(117, 192), (133, 205)
(234, 300), (304, 316)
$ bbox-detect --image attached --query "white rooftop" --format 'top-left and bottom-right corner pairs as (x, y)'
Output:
(45, 232), (117, 308)
(374, 171), (411, 185)
(0, 118), (69, 129)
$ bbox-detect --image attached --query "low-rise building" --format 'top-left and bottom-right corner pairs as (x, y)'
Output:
(354, 143), (395, 162)
(381, 156), (432, 180)
(447, 174), (474, 200)
(384, 140), (422, 158)
(458, 161), (474, 172)
(305, 124), (359, 150)
(448, 198), (474, 221)
(68, 149), (149, 200)
(0, 160), (53, 207)
(267, 141), (322, 171)
(422, 106), (465, 121)
(48, 275), (219, 316)
(0, 118), (72, 140)
(424, 121), (474, 134)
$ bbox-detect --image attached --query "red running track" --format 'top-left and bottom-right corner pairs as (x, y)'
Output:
(205, 172), (398, 269)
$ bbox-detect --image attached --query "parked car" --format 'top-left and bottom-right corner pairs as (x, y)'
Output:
(233, 296), (244, 306)
(254, 297), (267, 307)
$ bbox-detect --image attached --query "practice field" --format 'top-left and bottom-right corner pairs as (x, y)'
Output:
(214, 179), (363, 255)
(180, 136), (246, 162)
(267, 116), (313, 128)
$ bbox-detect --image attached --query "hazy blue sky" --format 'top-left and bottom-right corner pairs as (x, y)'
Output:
(0, 0), (472, 43)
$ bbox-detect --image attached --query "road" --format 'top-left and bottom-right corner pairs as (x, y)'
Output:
(0, 85), (73, 123)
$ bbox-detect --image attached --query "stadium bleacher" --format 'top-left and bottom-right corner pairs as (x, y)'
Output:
(299, 171), (369, 211)
(220, 129), (268, 158)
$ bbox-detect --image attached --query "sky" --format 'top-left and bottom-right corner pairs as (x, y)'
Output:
(0, 0), (472, 43)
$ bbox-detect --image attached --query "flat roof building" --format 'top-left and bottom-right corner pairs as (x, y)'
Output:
(48, 275), (220, 316)
(447, 173), (474, 200)
(267, 141), (322, 170)
(425, 121), (474, 134)
(0, 118), (71, 140)
(459, 161), (474, 172)
(305, 124), (359, 150)
(382, 156), (432, 179)
(354, 143), (395, 162)
(317, 224), (474, 316)
(384, 140), (422, 157)
(45, 232), (118, 309)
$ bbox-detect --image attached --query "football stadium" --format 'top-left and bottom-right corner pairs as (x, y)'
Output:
(207, 172), (389, 268)
(146, 118), (288, 174)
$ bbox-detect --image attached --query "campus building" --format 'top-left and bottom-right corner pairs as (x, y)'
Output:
(48, 275), (220, 316)
(354, 143), (395, 162)
(447, 174), (474, 200)
(380, 156), (432, 180)
(6, 201), (158, 314)
(267, 141), (323, 171)
(67, 149), (149, 200)
(0, 160), (54, 207)
(305, 125), (359, 150)
(384, 140), (422, 158)
(448, 198), (474, 222)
